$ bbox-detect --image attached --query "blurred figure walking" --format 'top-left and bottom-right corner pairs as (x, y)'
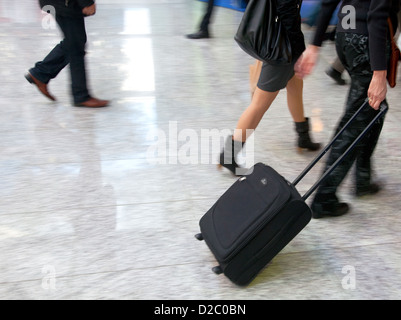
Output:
(296, 0), (400, 218)
(186, 0), (215, 39)
(26, 0), (109, 108)
(219, 0), (320, 176)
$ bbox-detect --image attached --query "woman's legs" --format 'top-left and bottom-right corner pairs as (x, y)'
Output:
(220, 71), (319, 175)
(219, 87), (279, 175)
(286, 75), (305, 122)
(233, 87), (280, 142)
(286, 75), (321, 151)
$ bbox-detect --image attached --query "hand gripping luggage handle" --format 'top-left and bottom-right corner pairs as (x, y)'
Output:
(292, 98), (388, 201)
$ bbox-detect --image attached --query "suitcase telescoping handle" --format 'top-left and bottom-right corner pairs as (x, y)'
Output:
(292, 98), (388, 201)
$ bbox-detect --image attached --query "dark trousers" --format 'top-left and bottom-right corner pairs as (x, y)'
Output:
(199, 0), (214, 32)
(313, 32), (386, 204)
(29, 14), (90, 104)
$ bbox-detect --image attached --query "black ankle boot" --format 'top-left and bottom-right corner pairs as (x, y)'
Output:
(186, 30), (210, 39)
(295, 118), (321, 152)
(325, 67), (346, 85)
(355, 183), (381, 197)
(311, 193), (349, 219)
(218, 136), (245, 176)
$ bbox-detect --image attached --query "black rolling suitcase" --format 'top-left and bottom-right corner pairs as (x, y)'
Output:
(196, 100), (388, 286)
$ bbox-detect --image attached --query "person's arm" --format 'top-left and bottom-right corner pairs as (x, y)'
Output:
(295, 0), (340, 78)
(77, 0), (96, 16)
(77, 0), (95, 8)
(368, 71), (387, 110)
(366, 0), (391, 110)
(367, 0), (390, 71)
(311, 0), (340, 47)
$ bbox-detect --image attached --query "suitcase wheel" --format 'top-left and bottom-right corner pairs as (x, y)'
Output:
(212, 266), (223, 275)
(194, 233), (204, 241)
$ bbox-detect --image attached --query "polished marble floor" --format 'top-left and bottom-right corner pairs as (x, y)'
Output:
(1, 0), (401, 300)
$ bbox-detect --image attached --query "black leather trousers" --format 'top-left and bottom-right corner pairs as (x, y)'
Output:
(312, 32), (387, 205)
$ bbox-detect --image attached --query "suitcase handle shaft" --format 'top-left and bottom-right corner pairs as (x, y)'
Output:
(291, 98), (388, 201)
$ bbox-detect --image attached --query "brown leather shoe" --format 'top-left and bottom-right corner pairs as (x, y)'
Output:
(74, 97), (110, 108)
(25, 72), (56, 101)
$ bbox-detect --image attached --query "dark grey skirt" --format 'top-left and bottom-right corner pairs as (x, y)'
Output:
(257, 60), (296, 92)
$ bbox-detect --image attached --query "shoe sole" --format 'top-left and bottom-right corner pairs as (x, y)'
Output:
(74, 102), (110, 108)
(312, 203), (350, 219)
(217, 163), (245, 177)
(297, 144), (322, 154)
(355, 190), (380, 197)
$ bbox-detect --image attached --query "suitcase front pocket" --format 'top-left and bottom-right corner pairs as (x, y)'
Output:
(210, 165), (293, 259)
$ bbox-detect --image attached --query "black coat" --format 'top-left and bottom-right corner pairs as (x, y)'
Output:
(276, 0), (305, 61)
(39, 0), (95, 18)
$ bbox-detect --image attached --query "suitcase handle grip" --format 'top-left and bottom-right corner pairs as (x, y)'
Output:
(292, 98), (388, 201)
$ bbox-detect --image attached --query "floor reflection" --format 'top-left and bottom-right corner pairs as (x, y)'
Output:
(0, 0), (401, 300)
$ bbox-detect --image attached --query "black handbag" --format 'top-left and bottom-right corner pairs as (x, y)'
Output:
(234, 0), (292, 65)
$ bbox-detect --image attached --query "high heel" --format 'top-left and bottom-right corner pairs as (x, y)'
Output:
(218, 136), (245, 176)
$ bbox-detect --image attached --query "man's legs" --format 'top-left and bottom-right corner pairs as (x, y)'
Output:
(55, 14), (91, 104)
(29, 43), (69, 85)
(26, 15), (70, 101)
(27, 14), (89, 104)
